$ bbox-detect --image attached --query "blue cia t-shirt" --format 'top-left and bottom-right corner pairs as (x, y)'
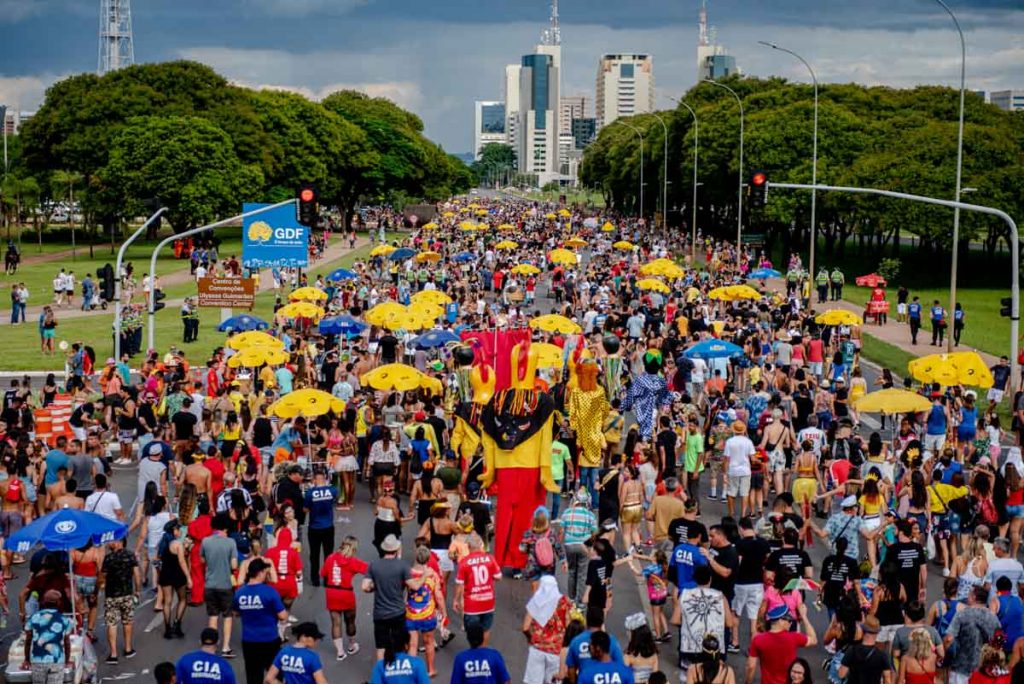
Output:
(304, 485), (337, 530)
(578, 660), (636, 684)
(232, 583), (285, 642)
(671, 542), (708, 592)
(370, 653), (431, 684)
(176, 650), (237, 684)
(450, 647), (511, 684)
(272, 645), (323, 684)
(565, 631), (624, 674)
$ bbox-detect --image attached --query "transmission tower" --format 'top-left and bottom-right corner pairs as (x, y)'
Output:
(98, 0), (134, 75)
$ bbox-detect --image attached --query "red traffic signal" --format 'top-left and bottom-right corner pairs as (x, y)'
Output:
(300, 188), (315, 202)
(752, 172), (766, 186)
(297, 184), (318, 227)
(749, 170), (767, 207)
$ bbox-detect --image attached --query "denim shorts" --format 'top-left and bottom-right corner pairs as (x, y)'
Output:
(463, 611), (494, 633)
(1008, 505), (1024, 520)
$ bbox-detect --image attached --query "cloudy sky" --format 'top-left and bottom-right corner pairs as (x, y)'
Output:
(1, 0), (1022, 154)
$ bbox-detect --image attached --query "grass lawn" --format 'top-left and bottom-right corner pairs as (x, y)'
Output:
(844, 285), (1011, 359)
(0, 239), (379, 371)
(1, 230), (244, 302)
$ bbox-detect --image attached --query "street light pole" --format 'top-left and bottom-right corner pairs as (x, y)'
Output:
(928, 0), (967, 352)
(760, 41), (818, 279)
(610, 119), (645, 220)
(703, 79), (744, 272)
(669, 97), (700, 264)
(651, 113), (669, 230)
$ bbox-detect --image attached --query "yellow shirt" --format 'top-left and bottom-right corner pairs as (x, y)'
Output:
(859, 495), (884, 516)
(749, 366), (762, 386)
(930, 483), (968, 514)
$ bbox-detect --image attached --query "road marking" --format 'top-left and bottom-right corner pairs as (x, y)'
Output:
(143, 614), (163, 633)
(861, 414), (881, 430)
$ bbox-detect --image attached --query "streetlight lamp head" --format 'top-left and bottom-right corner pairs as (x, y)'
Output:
(758, 40), (778, 49)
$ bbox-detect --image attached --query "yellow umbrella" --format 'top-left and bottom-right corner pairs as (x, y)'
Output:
(708, 285), (762, 302)
(407, 301), (444, 320)
(415, 251), (442, 263)
(529, 314), (582, 334)
(815, 309), (864, 326)
(495, 240), (519, 250)
(288, 286), (328, 302)
(498, 223), (516, 231)
(269, 388), (345, 418)
(467, 203), (480, 210)
(639, 258), (676, 276)
(511, 264), (540, 276)
(558, 208), (571, 218)
(612, 241), (634, 250)
(854, 388), (932, 414)
(459, 221), (480, 232)
(685, 286), (702, 303)
(370, 244), (397, 257)
(410, 290), (452, 306)
(442, 211), (456, 218)
(276, 302), (325, 320)
(420, 375), (444, 396)
(544, 213), (557, 220)
(362, 363), (426, 392)
(547, 249), (577, 266)
(908, 351), (994, 388)
(475, 209), (489, 216)
(421, 222), (439, 231)
(601, 222), (616, 232)
(637, 278), (671, 293)
(227, 346), (290, 368)
(532, 342), (566, 368)
(382, 309), (434, 331)
(365, 302), (407, 327)
(565, 237), (587, 249)
(226, 331), (284, 351)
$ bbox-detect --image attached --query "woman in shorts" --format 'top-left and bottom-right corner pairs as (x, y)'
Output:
(321, 535), (368, 661)
(406, 546), (446, 678)
(72, 541), (103, 640)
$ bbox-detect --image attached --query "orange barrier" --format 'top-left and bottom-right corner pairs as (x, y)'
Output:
(34, 409), (53, 445)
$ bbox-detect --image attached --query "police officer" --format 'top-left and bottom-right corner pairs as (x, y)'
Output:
(908, 296), (923, 345)
(815, 268), (829, 304)
(930, 299), (947, 346)
(785, 268), (800, 296)
(175, 628), (237, 684)
(304, 466), (338, 586)
(829, 268), (845, 301)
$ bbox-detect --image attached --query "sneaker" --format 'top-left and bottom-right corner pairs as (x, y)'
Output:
(104, 657), (118, 666)
(942, 567), (951, 577)
(336, 652), (348, 662)
(287, 615), (299, 624)
(439, 632), (456, 649)
(727, 644), (741, 654)
(221, 649), (236, 659)
(114, 458), (133, 466)
(125, 650), (137, 659)
(347, 642), (360, 656)
(707, 493), (718, 500)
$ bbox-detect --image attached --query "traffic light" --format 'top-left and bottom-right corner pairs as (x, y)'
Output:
(749, 170), (768, 207)
(152, 289), (166, 312)
(297, 184), (318, 227)
(97, 264), (115, 302)
(1002, 297), (1013, 318)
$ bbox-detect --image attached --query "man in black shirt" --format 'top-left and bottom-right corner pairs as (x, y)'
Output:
(891, 520), (927, 601)
(655, 416), (678, 479)
(705, 524), (738, 601)
(839, 615), (892, 684)
(170, 398), (198, 445)
(377, 332), (399, 365)
(820, 536), (860, 615)
(765, 528), (813, 579)
(273, 465), (306, 526)
(733, 518), (771, 652)
(667, 500), (707, 546)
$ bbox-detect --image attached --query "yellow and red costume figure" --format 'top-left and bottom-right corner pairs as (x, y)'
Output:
(567, 358), (610, 472)
(478, 342), (557, 569)
(450, 349), (495, 466)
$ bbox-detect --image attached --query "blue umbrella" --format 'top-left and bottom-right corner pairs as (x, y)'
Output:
(389, 248), (417, 261)
(327, 268), (358, 281)
(217, 314), (269, 333)
(748, 268), (782, 279)
(453, 252), (475, 263)
(412, 330), (460, 349)
(683, 339), (745, 360)
(319, 315), (366, 336)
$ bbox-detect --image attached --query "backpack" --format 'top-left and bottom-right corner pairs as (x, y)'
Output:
(979, 496), (999, 525)
(534, 531), (555, 568)
(4, 478), (21, 502)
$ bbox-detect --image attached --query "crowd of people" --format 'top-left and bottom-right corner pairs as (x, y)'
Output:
(0, 196), (1021, 684)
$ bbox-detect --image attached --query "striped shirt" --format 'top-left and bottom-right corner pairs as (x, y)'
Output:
(559, 506), (598, 545)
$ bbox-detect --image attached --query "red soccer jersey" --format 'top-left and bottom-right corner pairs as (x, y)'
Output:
(455, 551), (501, 614)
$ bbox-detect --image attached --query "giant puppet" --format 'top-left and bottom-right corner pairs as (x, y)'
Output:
(478, 341), (558, 569)
(450, 344), (495, 466)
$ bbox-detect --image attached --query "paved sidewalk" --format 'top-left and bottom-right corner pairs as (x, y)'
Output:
(2, 235), (370, 326)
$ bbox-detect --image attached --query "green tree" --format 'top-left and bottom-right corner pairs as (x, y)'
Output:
(470, 143), (516, 185)
(102, 116), (263, 232)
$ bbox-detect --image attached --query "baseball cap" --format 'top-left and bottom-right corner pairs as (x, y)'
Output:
(200, 628), (219, 645)
(766, 604), (792, 622)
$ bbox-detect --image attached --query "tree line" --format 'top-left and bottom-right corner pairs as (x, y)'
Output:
(2, 60), (473, 236)
(580, 76), (1024, 263)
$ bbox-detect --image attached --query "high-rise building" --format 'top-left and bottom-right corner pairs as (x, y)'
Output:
(517, 52), (560, 183)
(2, 109), (34, 136)
(98, 0), (135, 75)
(992, 90), (1024, 112)
(503, 64), (522, 150)
(596, 54), (655, 128)
(559, 95), (588, 133)
(696, 0), (739, 82)
(473, 101), (507, 159)
(571, 118), (597, 149)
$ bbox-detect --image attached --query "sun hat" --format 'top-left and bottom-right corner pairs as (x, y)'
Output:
(731, 420), (747, 434)
(380, 535), (401, 553)
(841, 495), (859, 509)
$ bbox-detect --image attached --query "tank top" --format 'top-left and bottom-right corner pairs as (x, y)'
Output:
(147, 512), (172, 550)
(73, 554), (98, 578)
(376, 505), (396, 522)
(428, 518), (452, 551)
(905, 667), (937, 684)
(877, 593), (903, 626)
(860, 495), (883, 516)
(796, 457), (816, 478)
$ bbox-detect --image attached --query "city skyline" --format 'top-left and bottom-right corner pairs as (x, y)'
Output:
(1, 0), (1022, 154)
